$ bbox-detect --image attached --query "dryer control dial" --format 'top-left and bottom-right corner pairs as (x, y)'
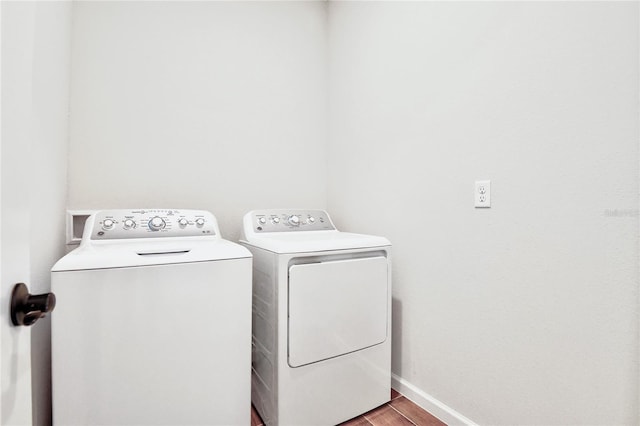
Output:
(287, 215), (300, 226)
(148, 216), (166, 231)
(250, 210), (335, 233)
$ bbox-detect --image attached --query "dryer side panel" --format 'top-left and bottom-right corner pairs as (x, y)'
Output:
(288, 256), (388, 367)
(242, 245), (279, 426)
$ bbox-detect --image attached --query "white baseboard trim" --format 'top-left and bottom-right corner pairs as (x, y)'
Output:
(391, 373), (479, 426)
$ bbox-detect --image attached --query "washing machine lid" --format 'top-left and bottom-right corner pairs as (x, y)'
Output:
(240, 209), (390, 254)
(52, 238), (250, 272)
(52, 209), (251, 271)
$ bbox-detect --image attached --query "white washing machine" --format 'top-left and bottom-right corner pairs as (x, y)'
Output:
(240, 209), (392, 426)
(51, 209), (252, 426)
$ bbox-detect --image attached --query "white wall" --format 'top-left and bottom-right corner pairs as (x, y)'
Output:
(68, 1), (328, 240)
(1, 1), (71, 425)
(328, 2), (638, 425)
(65, 1), (640, 424)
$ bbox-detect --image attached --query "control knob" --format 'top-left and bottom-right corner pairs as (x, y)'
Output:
(123, 219), (136, 230)
(258, 217), (267, 225)
(178, 218), (189, 227)
(287, 215), (300, 226)
(148, 216), (166, 231)
(102, 219), (115, 230)
(272, 217), (280, 224)
(195, 218), (205, 227)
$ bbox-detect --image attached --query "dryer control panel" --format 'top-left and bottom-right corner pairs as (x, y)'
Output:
(89, 209), (218, 240)
(249, 210), (335, 233)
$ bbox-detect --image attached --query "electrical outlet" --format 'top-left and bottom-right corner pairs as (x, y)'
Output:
(475, 180), (491, 208)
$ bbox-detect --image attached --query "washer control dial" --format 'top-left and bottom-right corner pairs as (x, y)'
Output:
(91, 210), (218, 240)
(287, 215), (300, 226)
(272, 217), (280, 224)
(148, 216), (166, 231)
(258, 217), (267, 225)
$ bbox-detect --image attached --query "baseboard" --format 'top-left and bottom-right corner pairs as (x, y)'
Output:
(391, 373), (479, 426)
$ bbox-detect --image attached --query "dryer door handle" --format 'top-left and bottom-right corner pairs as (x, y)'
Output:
(10, 283), (56, 326)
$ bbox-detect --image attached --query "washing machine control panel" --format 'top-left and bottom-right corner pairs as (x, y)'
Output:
(251, 210), (335, 233)
(89, 209), (218, 240)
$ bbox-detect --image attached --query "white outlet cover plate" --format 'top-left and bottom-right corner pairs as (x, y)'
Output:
(475, 180), (491, 208)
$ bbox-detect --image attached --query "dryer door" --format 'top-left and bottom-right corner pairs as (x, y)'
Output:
(288, 256), (388, 367)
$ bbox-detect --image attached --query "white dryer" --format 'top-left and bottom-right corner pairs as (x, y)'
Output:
(240, 209), (391, 426)
(51, 209), (252, 426)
